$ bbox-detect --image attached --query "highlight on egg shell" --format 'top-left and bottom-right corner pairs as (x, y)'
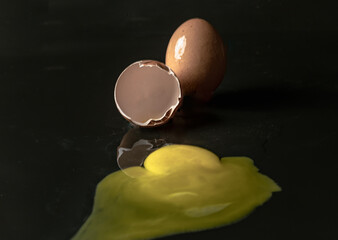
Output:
(114, 60), (182, 127)
(166, 18), (226, 101)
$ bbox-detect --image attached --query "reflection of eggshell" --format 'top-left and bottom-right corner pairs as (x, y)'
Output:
(166, 18), (226, 101)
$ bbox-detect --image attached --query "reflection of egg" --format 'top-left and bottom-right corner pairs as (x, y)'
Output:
(166, 18), (226, 101)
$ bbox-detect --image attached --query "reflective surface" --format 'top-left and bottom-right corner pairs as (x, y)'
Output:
(117, 137), (168, 170)
(1, 1), (338, 240)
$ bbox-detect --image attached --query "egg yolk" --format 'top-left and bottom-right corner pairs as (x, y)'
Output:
(72, 145), (281, 240)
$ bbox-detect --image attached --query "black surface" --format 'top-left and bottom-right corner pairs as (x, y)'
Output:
(1, 0), (338, 239)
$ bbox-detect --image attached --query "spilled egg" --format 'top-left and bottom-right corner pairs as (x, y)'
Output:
(72, 145), (281, 240)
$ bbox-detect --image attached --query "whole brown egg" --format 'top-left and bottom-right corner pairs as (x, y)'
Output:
(165, 18), (226, 101)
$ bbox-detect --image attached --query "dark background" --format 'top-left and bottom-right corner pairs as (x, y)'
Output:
(1, 0), (338, 239)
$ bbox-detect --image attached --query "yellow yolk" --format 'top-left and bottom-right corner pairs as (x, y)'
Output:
(72, 145), (281, 240)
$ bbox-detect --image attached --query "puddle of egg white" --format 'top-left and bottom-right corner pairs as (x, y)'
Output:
(72, 144), (281, 240)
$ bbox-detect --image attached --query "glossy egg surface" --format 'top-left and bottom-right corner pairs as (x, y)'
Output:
(165, 18), (226, 101)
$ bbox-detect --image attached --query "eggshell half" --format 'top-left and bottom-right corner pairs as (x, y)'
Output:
(114, 60), (182, 127)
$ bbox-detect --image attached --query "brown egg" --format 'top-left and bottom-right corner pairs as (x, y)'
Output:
(165, 18), (226, 101)
(114, 60), (182, 127)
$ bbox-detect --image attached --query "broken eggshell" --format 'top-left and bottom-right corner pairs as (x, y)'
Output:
(114, 60), (182, 127)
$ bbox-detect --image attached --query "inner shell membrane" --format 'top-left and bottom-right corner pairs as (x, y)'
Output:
(115, 62), (181, 126)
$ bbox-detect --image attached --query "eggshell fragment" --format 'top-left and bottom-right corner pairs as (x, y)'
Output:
(114, 60), (182, 127)
(165, 18), (226, 101)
